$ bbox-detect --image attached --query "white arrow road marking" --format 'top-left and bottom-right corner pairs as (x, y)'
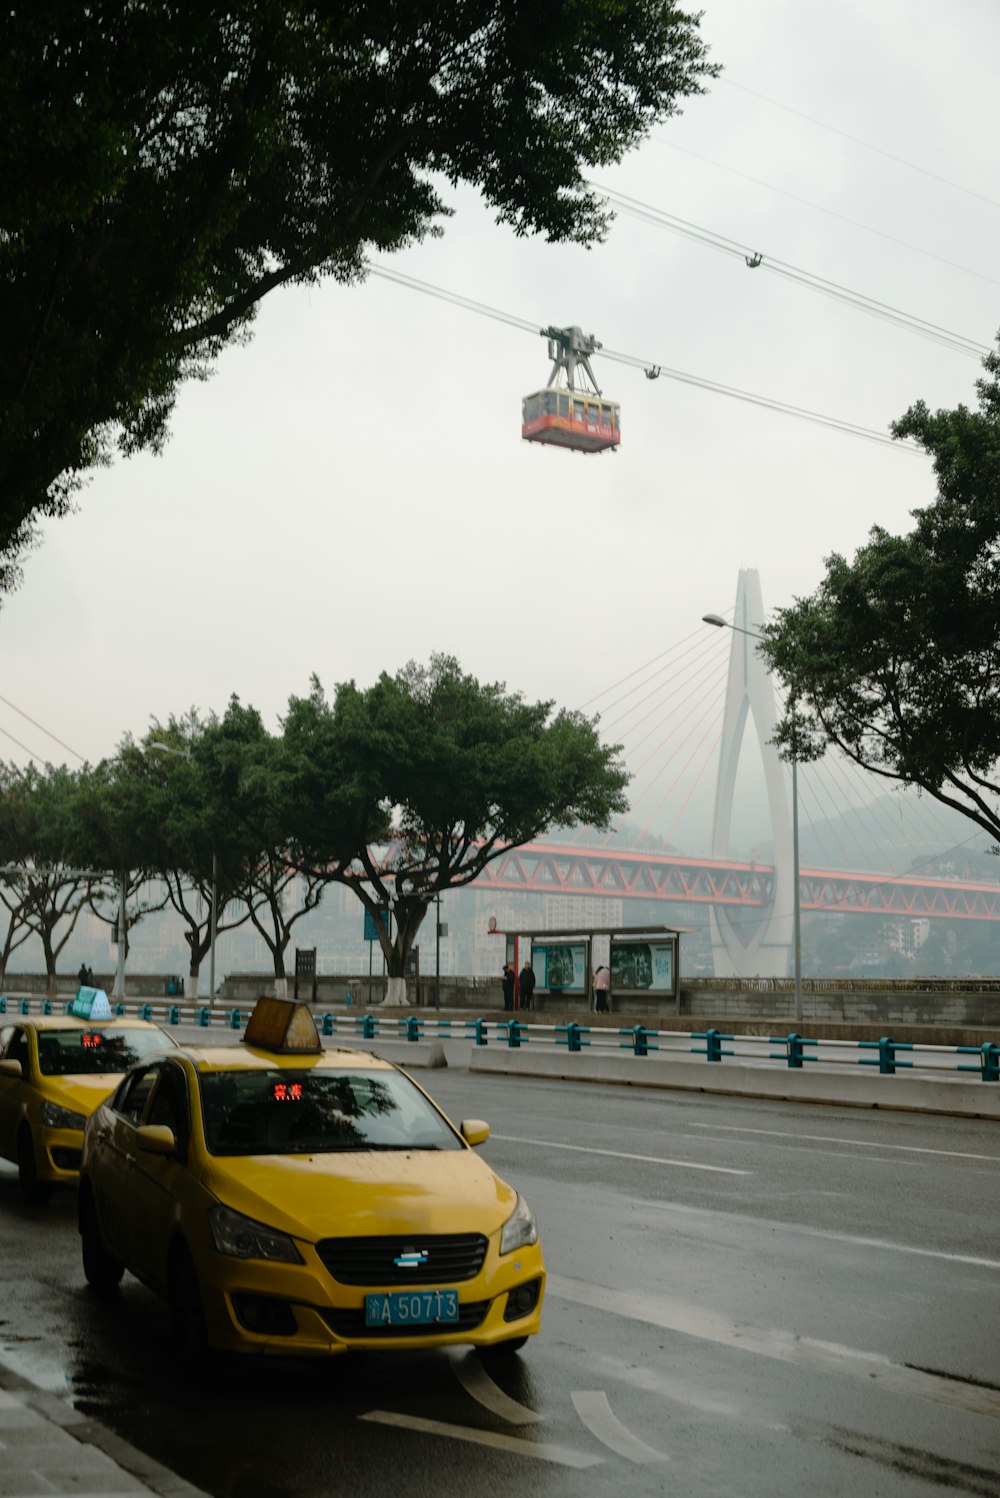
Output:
(571, 1392), (670, 1463)
(451, 1351), (543, 1424)
(492, 1134), (750, 1176)
(549, 1275), (1000, 1421)
(359, 1411), (601, 1468)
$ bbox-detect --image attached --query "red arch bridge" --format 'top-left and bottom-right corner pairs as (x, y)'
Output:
(474, 843), (1000, 923)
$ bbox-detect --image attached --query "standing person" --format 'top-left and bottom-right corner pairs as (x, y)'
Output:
(519, 959), (536, 1011)
(501, 962), (516, 1012)
(593, 964), (612, 1013)
(77, 962), (89, 991)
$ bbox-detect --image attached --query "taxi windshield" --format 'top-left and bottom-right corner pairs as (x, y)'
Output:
(37, 1027), (172, 1076)
(200, 1068), (463, 1156)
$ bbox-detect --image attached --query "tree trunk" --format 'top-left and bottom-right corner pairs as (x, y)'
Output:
(272, 944), (288, 1001)
(185, 925), (208, 997)
(384, 975), (409, 1007)
(41, 933), (58, 1001)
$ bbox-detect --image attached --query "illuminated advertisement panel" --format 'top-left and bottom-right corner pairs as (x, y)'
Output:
(533, 943), (587, 992)
(611, 940), (675, 993)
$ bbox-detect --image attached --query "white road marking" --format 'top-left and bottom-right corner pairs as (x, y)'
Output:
(548, 1274), (1000, 1421)
(451, 1352), (543, 1424)
(686, 1120), (1000, 1163)
(492, 1133), (750, 1176)
(641, 1195), (1000, 1270)
(359, 1411), (601, 1468)
(571, 1391), (670, 1463)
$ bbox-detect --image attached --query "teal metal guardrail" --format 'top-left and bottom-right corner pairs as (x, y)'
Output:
(2, 996), (998, 1081)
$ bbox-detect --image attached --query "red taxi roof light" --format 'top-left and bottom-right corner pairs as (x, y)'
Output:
(242, 998), (322, 1054)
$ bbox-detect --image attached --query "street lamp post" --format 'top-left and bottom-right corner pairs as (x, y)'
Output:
(702, 614), (803, 1023)
(148, 741), (217, 1003)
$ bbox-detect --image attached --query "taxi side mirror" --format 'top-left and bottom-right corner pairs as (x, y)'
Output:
(0, 1058), (25, 1080)
(460, 1119), (490, 1147)
(136, 1124), (176, 1157)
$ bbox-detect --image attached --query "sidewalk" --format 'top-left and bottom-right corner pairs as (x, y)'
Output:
(0, 1364), (208, 1498)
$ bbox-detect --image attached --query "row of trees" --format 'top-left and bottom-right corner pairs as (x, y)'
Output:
(0, 656), (629, 1001)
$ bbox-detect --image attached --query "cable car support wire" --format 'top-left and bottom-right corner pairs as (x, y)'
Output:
(366, 262), (925, 454)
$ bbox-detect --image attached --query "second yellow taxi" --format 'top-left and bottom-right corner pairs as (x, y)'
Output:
(0, 992), (176, 1204)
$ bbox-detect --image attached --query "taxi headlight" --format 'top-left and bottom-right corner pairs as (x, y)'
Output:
(500, 1194), (539, 1255)
(208, 1205), (303, 1264)
(40, 1100), (88, 1131)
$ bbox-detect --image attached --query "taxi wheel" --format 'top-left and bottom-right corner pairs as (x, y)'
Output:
(17, 1126), (51, 1207)
(80, 1190), (124, 1292)
(169, 1244), (209, 1361)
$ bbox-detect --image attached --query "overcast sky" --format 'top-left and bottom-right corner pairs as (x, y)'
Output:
(4, 0), (997, 853)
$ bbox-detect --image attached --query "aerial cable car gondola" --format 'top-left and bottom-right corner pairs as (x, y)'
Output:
(521, 325), (621, 455)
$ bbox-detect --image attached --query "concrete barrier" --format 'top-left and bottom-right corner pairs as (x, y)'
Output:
(469, 1048), (1000, 1120)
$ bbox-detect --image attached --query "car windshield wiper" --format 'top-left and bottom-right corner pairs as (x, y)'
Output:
(366, 1142), (446, 1151)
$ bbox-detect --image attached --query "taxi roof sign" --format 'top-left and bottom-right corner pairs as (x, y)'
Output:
(69, 986), (113, 1020)
(242, 997), (321, 1054)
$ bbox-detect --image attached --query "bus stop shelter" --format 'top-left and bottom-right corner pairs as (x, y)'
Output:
(488, 922), (685, 1013)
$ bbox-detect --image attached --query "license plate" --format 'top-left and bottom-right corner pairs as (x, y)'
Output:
(365, 1289), (460, 1328)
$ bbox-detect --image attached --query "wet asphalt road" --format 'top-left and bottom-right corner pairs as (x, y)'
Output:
(1, 1069), (999, 1498)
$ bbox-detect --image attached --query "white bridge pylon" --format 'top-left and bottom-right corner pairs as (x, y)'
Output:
(710, 569), (794, 979)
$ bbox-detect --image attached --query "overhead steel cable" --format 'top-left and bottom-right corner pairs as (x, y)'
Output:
(0, 723), (46, 762)
(653, 140), (1000, 291)
(0, 693), (86, 763)
(592, 185), (991, 359)
(367, 263), (925, 453)
(597, 344), (921, 451)
(720, 78), (1000, 214)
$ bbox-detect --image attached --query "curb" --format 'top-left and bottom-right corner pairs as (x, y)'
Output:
(0, 1362), (210, 1498)
(469, 1049), (1000, 1119)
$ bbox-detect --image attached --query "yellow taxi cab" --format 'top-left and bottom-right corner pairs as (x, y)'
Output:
(0, 989), (177, 1204)
(78, 997), (545, 1359)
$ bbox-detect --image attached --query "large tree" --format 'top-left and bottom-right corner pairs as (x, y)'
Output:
(283, 656), (630, 1003)
(0, 763), (98, 998)
(100, 715), (258, 996)
(1, 1), (717, 592)
(761, 336), (1000, 846)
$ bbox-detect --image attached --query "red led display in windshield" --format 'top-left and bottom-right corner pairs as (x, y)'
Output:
(272, 1082), (303, 1103)
(81, 1032), (104, 1049)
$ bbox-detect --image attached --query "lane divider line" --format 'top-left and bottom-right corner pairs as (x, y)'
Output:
(686, 1121), (1000, 1163)
(548, 1275), (1000, 1422)
(571, 1391), (671, 1463)
(359, 1411), (602, 1468)
(492, 1133), (751, 1176)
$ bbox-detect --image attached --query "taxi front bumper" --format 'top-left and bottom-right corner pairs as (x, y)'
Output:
(36, 1126), (84, 1183)
(192, 1238), (546, 1356)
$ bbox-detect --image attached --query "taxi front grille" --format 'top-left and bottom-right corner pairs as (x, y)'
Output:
(316, 1234), (488, 1286)
(321, 1301), (489, 1338)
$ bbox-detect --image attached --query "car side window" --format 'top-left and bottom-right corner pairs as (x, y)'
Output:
(114, 1067), (160, 1125)
(147, 1066), (189, 1150)
(6, 1029), (29, 1073)
(0, 1025), (15, 1059)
